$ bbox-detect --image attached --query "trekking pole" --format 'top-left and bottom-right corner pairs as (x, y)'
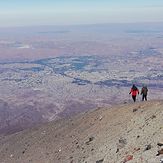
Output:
(128, 93), (131, 102)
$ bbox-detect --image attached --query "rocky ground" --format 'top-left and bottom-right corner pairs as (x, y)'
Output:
(0, 100), (163, 163)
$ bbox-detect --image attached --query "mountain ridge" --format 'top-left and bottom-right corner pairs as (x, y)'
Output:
(0, 100), (163, 163)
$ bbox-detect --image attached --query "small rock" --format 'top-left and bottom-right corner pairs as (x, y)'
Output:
(133, 108), (138, 112)
(127, 129), (132, 133)
(160, 158), (163, 163)
(10, 154), (14, 158)
(89, 136), (94, 142)
(119, 138), (127, 145)
(151, 115), (156, 119)
(116, 148), (119, 153)
(134, 147), (140, 152)
(96, 159), (104, 163)
(153, 132), (157, 136)
(158, 142), (163, 147)
(41, 130), (46, 135)
(99, 115), (103, 121)
(125, 151), (129, 155)
(144, 144), (152, 151)
(156, 149), (163, 156)
(123, 155), (133, 162)
(86, 136), (95, 145)
(117, 137), (127, 149)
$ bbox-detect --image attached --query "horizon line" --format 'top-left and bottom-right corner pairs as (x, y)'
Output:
(1, 21), (163, 29)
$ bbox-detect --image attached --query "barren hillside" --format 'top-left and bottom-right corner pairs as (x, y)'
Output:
(0, 100), (163, 163)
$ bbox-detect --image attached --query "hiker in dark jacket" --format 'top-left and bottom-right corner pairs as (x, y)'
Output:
(129, 84), (139, 102)
(141, 85), (148, 101)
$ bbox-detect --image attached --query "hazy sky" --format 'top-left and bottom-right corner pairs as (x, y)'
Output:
(0, 0), (163, 27)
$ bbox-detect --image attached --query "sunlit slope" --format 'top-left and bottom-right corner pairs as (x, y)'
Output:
(0, 100), (163, 163)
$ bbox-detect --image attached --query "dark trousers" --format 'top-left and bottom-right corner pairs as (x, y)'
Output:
(142, 94), (147, 101)
(132, 95), (136, 102)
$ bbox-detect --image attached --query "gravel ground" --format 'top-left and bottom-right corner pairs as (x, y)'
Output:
(0, 100), (163, 163)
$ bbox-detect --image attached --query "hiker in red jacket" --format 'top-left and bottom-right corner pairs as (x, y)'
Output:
(129, 84), (139, 102)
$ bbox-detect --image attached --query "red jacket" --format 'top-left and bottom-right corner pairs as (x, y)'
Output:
(130, 88), (139, 96)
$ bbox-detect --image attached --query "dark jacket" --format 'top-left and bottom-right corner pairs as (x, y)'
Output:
(141, 87), (148, 95)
